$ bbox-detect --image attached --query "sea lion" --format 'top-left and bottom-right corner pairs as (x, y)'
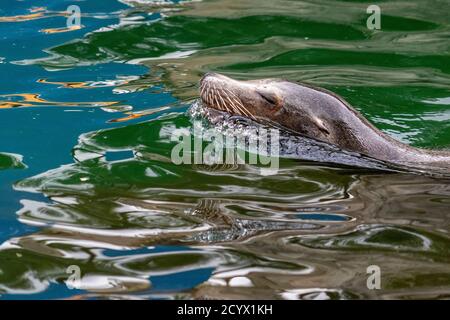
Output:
(199, 73), (450, 170)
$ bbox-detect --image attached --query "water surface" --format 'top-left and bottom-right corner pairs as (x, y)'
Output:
(0, 0), (449, 299)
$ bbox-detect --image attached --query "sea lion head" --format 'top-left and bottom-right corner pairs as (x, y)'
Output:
(200, 72), (356, 146)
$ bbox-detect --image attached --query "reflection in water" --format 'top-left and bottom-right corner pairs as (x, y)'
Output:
(108, 106), (173, 123)
(0, 7), (61, 23)
(0, 93), (119, 109)
(40, 25), (84, 34)
(37, 77), (138, 89)
(0, 153), (26, 170)
(4, 112), (450, 298)
(0, 0), (449, 299)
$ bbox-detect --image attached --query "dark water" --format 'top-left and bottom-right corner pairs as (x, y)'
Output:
(0, 0), (450, 299)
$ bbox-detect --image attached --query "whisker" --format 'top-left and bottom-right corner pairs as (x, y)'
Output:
(228, 92), (249, 114)
(222, 88), (254, 120)
(212, 84), (220, 107)
(219, 88), (239, 114)
(200, 83), (206, 97)
(214, 85), (229, 113)
(207, 87), (213, 106)
(202, 85), (207, 103)
(234, 102), (253, 119)
(222, 91), (245, 115)
(225, 95), (239, 114)
(217, 91), (228, 111)
(201, 79), (257, 121)
(212, 85), (222, 110)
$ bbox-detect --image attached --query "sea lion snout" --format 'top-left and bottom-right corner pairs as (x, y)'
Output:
(200, 72), (231, 86)
(200, 72), (216, 85)
(199, 73), (283, 121)
(200, 73), (250, 117)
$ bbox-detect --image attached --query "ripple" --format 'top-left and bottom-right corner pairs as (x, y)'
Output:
(1, 0), (450, 300)
(289, 224), (442, 253)
(280, 288), (358, 300)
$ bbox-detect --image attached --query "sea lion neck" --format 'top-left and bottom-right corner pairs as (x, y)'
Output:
(271, 82), (450, 166)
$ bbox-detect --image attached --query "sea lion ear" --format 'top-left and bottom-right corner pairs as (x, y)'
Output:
(313, 116), (330, 135)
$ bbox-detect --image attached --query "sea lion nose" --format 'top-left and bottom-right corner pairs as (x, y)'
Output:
(204, 72), (219, 78)
(200, 72), (218, 85)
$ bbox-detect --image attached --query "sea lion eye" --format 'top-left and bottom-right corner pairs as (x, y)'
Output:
(313, 116), (330, 135)
(257, 90), (277, 105)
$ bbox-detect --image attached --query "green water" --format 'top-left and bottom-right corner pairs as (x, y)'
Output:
(0, 0), (449, 299)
